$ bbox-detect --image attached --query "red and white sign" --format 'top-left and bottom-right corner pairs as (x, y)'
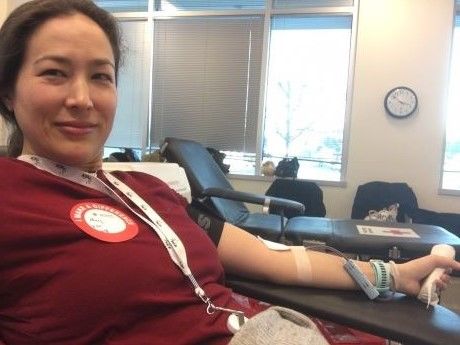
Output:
(70, 202), (139, 242)
(356, 225), (420, 238)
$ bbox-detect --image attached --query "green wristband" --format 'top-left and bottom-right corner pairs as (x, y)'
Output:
(370, 260), (390, 294)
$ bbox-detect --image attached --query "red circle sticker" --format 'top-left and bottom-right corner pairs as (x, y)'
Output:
(70, 202), (139, 242)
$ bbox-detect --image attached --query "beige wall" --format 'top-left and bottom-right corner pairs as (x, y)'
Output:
(232, 0), (460, 218)
(1, 0), (459, 217)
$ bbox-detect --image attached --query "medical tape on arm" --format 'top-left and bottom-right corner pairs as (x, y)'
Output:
(291, 246), (312, 284)
(257, 237), (312, 284)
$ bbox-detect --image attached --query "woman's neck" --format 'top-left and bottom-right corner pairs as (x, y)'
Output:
(20, 151), (103, 172)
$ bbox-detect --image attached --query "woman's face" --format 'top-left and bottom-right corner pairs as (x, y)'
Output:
(7, 13), (117, 170)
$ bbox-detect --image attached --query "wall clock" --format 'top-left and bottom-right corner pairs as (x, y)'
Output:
(384, 86), (418, 118)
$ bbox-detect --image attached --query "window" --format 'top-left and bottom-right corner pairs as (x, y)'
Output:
(263, 16), (351, 181)
(106, 20), (151, 149)
(442, 8), (460, 191)
(97, 0), (357, 182)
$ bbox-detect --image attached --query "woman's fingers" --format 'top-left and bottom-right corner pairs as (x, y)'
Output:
(435, 273), (452, 291)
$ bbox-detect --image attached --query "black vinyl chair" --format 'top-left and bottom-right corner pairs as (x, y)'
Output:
(352, 182), (460, 237)
(226, 274), (460, 345)
(266, 179), (326, 218)
(160, 137), (305, 242)
(351, 181), (418, 222)
(161, 138), (460, 258)
(160, 138), (460, 344)
(407, 208), (460, 237)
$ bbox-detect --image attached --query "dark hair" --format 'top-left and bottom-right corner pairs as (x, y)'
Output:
(0, 0), (122, 157)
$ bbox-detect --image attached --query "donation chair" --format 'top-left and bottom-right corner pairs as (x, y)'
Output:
(106, 162), (460, 345)
(160, 138), (460, 260)
(407, 208), (460, 238)
(160, 138), (460, 262)
(160, 137), (304, 242)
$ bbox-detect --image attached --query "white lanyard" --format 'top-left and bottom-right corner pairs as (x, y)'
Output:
(18, 155), (245, 323)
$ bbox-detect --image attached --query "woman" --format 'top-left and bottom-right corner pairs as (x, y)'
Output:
(0, 1), (458, 344)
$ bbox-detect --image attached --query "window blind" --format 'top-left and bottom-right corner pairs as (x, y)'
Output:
(156, 0), (265, 10)
(273, 0), (353, 9)
(151, 16), (263, 152)
(105, 20), (151, 148)
(94, 0), (149, 12)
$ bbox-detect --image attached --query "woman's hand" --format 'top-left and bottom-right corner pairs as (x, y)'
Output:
(394, 255), (460, 296)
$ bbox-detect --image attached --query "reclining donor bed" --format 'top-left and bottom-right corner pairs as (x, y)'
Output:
(160, 137), (460, 261)
(104, 159), (460, 345)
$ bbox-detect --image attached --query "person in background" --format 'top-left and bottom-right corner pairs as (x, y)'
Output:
(0, 1), (458, 344)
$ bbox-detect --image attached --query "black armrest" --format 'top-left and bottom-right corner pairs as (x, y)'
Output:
(201, 187), (305, 215)
(226, 275), (460, 345)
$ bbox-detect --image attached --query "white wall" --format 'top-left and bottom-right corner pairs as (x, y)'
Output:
(231, 0), (460, 218)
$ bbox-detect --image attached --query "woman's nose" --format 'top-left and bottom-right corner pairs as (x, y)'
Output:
(64, 77), (94, 110)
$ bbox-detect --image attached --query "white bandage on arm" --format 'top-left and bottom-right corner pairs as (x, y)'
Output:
(256, 237), (312, 284)
(291, 246), (312, 284)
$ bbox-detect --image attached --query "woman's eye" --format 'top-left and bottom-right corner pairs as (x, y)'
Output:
(41, 69), (65, 78)
(93, 73), (114, 83)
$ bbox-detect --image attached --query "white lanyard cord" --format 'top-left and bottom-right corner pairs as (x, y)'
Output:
(17, 155), (244, 318)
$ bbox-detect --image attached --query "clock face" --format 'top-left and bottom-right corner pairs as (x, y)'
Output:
(384, 86), (418, 118)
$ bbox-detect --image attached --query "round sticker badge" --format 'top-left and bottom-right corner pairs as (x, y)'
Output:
(70, 202), (139, 242)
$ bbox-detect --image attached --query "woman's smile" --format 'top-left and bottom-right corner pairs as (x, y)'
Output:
(54, 120), (98, 136)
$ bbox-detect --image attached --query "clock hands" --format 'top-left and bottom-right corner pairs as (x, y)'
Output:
(395, 97), (410, 106)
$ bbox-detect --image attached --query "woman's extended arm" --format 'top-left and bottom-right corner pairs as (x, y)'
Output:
(217, 222), (460, 296)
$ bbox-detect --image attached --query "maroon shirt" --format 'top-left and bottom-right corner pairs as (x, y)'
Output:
(0, 158), (265, 345)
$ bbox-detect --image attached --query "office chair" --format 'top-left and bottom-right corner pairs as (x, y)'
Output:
(351, 181), (418, 222)
(266, 179), (326, 218)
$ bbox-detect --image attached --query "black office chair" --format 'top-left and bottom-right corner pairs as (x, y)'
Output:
(266, 179), (326, 218)
(160, 137), (305, 241)
(351, 181), (418, 222)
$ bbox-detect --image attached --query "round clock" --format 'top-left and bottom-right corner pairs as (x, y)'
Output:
(384, 86), (418, 118)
